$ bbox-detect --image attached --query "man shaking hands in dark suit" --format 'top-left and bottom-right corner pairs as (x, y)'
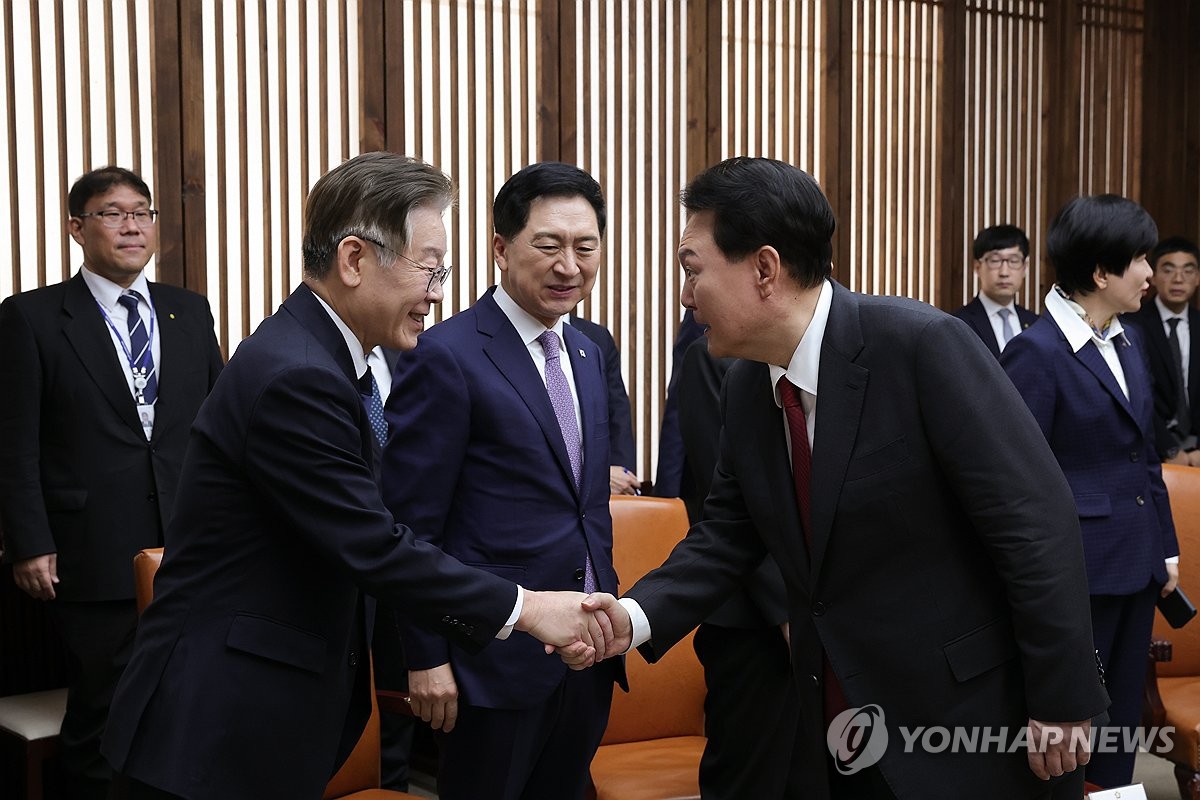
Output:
(576, 157), (1107, 800)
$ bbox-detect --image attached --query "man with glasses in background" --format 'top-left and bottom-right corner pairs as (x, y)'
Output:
(1125, 236), (1200, 465)
(382, 162), (625, 800)
(0, 166), (224, 798)
(953, 224), (1039, 357)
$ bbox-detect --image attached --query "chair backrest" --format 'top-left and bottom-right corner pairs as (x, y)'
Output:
(602, 496), (706, 744)
(1155, 465), (1200, 676)
(130, 548), (386, 797)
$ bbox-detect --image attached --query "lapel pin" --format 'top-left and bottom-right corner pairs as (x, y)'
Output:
(579, 349), (586, 358)
(169, 313), (176, 319)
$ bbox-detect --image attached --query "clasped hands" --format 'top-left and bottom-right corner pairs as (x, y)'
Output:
(516, 590), (633, 669)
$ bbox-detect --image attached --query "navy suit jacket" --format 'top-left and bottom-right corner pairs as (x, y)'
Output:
(1123, 301), (1200, 458)
(625, 282), (1107, 799)
(385, 289), (621, 710)
(103, 284), (516, 799)
(951, 295), (1038, 358)
(1001, 316), (1178, 594)
(0, 273), (223, 601)
(568, 314), (636, 470)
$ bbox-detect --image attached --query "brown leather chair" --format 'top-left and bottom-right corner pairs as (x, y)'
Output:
(132, 548), (424, 800)
(587, 497), (705, 800)
(1142, 464), (1200, 800)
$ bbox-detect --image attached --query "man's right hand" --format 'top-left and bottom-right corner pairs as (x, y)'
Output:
(570, 593), (632, 665)
(408, 663), (459, 732)
(13, 553), (57, 600)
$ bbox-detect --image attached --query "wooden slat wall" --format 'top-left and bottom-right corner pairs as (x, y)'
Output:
(196, 0), (361, 356)
(554, 0), (687, 480)
(844, 0), (944, 303)
(0, 0), (155, 301)
(959, 0), (1048, 308)
(1077, 0), (1143, 198)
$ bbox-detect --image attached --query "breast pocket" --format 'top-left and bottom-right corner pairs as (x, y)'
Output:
(844, 436), (910, 482)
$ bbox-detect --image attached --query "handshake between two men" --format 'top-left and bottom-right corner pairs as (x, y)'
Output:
(516, 591), (632, 667)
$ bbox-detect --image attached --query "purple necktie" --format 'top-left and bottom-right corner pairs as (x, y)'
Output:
(537, 330), (595, 593)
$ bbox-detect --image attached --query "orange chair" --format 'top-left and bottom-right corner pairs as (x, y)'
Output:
(1142, 464), (1200, 800)
(587, 496), (705, 800)
(132, 548), (424, 800)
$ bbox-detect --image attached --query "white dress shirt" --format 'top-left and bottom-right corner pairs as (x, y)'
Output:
(1043, 286), (1129, 400)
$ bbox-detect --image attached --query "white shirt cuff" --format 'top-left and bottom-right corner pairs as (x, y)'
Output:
(497, 585), (523, 640)
(619, 597), (652, 653)
(1166, 556), (1180, 565)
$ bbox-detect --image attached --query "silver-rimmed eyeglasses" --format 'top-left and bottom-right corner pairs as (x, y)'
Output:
(76, 209), (159, 228)
(359, 235), (453, 293)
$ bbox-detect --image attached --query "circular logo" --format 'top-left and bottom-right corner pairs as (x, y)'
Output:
(826, 704), (889, 775)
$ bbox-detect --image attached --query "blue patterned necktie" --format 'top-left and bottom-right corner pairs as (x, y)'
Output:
(360, 370), (387, 447)
(537, 330), (595, 592)
(117, 291), (157, 404)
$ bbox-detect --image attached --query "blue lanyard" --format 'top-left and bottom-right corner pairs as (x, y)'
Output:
(95, 293), (157, 390)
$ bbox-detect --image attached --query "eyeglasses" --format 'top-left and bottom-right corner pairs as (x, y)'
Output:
(981, 255), (1026, 270)
(1160, 263), (1199, 278)
(358, 235), (452, 293)
(523, 239), (601, 263)
(76, 209), (158, 228)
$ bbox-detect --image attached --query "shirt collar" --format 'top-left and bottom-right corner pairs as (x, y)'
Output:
(769, 279), (833, 406)
(977, 292), (1016, 319)
(310, 291), (370, 379)
(493, 283), (567, 346)
(1155, 295), (1188, 323)
(80, 265), (152, 311)
(1043, 284), (1126, 354)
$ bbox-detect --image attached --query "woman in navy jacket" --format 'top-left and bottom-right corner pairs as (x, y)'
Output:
(1002, 194), (1179, 788)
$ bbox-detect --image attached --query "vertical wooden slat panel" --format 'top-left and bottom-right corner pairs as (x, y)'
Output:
(5, 1), (20, 293)
(258, 0), (273, 316)
(126, 0), (141, 175)
(103, 1), (115, 164)
(54, 1), (68, 283)
(237, 0), (250, 338)
(275, 1), (290, 297)
(29, 0), (44, 287)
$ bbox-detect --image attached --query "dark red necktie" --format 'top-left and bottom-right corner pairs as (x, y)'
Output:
(778, 377), (847, 722)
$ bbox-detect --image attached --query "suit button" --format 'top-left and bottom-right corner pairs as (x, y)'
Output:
(1130, 452), (1139, 462)
(146, 492), (157, 501)
(349, 651), (358, 667)
(1136, 496), (1145, 506)
(812, 601), (827, 616)
(466, 625), (475, 636)
(810, 674), (820, 687)
(574, 568), (585, 581)
(442, 616), (451, 623)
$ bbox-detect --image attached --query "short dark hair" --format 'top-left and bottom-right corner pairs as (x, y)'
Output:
(972, 224), (1029, 260)
(301, 152), (455, 280)
(679, 157), (834, 289)
(68, 166), (152, 217)
(492, 162), (606, 239)
(1046, 194), (1158, 296)
(1150, 236), (1200, 271)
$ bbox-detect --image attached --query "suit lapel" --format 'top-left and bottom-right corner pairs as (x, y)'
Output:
(809, 283), (868, 583)
(148, 283), (189, 438)
(1188, 309), (1200, 414)
(966, 299), (1001, 358)
(61, 274), (144, 437)
(1074, 339), (1138, 425)
(476, 293), (578, 494)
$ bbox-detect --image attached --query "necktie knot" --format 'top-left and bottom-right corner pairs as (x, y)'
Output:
(118, 290), (143, 312)
(360, 370), (387, 447)
(1170, 317), (1182, 333)
(778, 377), (804, 409)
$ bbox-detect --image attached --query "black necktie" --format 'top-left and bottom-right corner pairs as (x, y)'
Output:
(1168, 318), (1191, 436)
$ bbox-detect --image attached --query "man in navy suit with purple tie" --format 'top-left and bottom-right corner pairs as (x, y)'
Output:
(383, 163), (623, 800)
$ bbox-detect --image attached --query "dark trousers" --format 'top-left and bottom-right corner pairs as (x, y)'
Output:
(436, 665), (613, 800)
(52, 599), (139, 800)
(371, 604), (415, 791)
(693, 622), (805, 799)
(1085, 583), (1158, 788)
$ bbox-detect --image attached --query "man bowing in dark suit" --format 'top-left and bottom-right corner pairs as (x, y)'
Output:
(102, 153), (610, 800)
(1123, 236), (1200, 465)
(582, 158), (1108, 800)
(383, 162), (624, 800)
(952, 224), (1039, 356)
(0, 166), (224, 799)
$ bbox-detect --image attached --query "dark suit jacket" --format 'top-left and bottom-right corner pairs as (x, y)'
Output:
(0, 272), (223, 601)
(654, 309), (706, 497)
(568, 314), (635, 470)
(951, 295), (1038, 358)
(1123, 301), (1200, 458)
(384, 289), (620, 711)
(625, 282), (1107, 799)
(1001, 316), (1177, 594)
(677, 337), (786, 629)
(102, 284), (517, 799)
